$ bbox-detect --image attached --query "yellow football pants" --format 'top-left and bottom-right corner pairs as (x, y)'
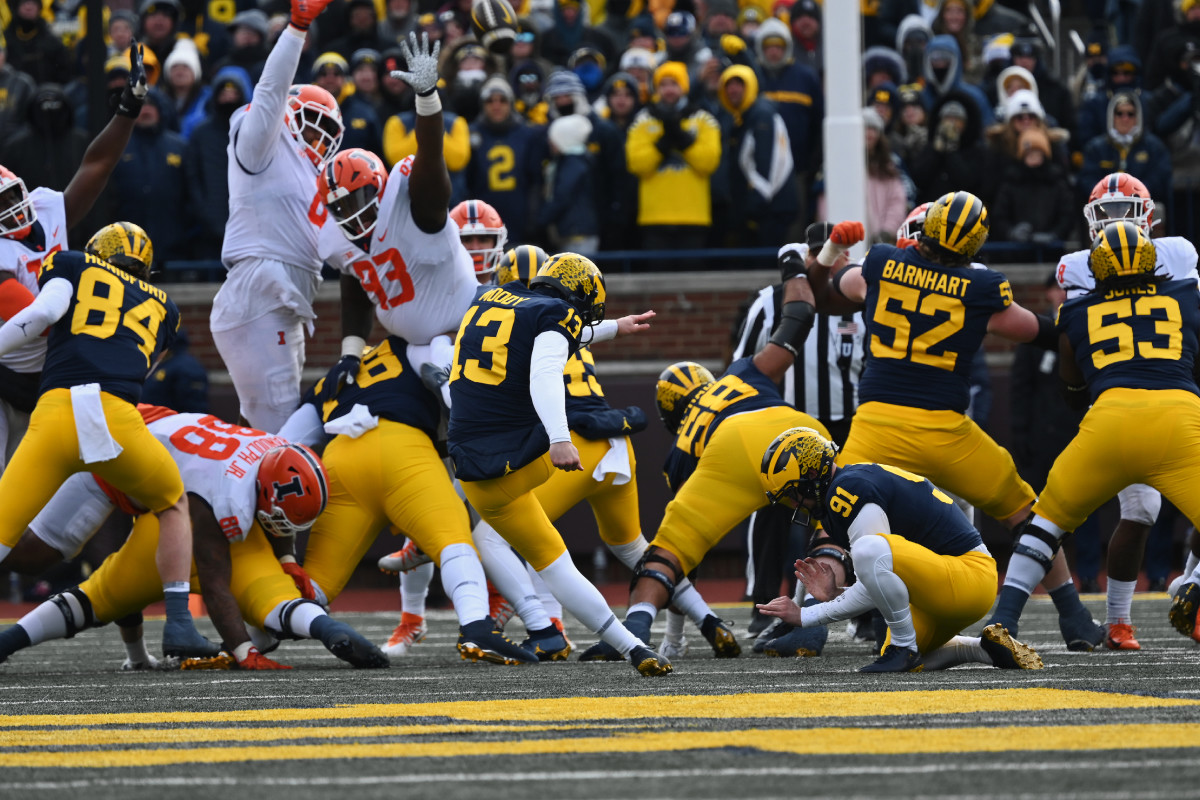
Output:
(303, 421), (474, 602)
(0, 389), (184, 548)
(1035, 388), (1200, 533)
(876, 534), (998, 654)
(80, 514), (299, 628)
(461, 453), (569, 571)
(837, 401), (1035, 522)
(652, 406), (828, 574)
(533, 434), (641, 547)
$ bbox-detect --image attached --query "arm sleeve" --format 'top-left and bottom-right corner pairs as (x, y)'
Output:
(233, 27), (306, 174)
(582, 318), (619, 345)
(625, 116), (664, 177)
(276, 402), (331, 449)
(0, 276), (71, 356)
(680, 113), (722, 176)
(530, 330), (572, 443)
(800, 581), (878, 626)
(845, 502), (891, 545)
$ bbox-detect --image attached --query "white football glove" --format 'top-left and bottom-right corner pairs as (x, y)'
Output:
(392, 32), (441, 96)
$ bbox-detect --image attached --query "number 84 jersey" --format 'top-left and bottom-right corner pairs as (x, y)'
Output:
(318, 156), (478, 345)
(149, 412), (290, 543)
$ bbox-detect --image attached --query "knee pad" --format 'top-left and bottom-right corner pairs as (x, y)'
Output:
(630, 545), (684, 601)
(51, 588), (99, 639)
(1117, 485), (1162, 527)
(1012, 516), (1063, 571)
(113, 611), (144, 629)
(269, 598), (323, 640)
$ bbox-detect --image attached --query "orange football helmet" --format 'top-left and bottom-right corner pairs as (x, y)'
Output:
(895, 201), (930, 246)
(286, 85), (344, 168)
(450, 199), (508, 276)
(319, 148), (388, 242)
(1084, 173), (1155, 240)
(255, 443), (330, 538)
(0, 165), (36, 237)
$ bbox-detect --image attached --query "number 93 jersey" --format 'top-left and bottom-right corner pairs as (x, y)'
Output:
(148, 412), (290, 543)
(448, 283), (584, 481)
(858, 243), (1012, 413)
(1056, 278), (1200, 402)
(38, 251), (180, 404)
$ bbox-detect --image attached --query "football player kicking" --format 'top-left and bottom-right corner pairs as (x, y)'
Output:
(756, 427), (1043, 672)
(0, 406), (389, 670)
(986, 221), (1200, 647)
(816, 191), (1105, 651)
(1052, 173), (1199, 650)
(0, 225), (214, 659)
(578, 247), (830, 664)
(210, 0), (344, 432)
(447, 252), (671, 675)
(0, 41), (149, 470)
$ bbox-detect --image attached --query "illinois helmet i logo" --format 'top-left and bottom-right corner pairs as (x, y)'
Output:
(255, 443), (330, 538)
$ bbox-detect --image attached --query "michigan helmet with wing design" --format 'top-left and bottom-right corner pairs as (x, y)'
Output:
(319, 148), (388, 242)
(921, 190), (989, 260)
(531, 251), (606, 326)
(0, 165), (35, 237)
(496, 244), (549, 286)
(286, 84), (345, 168)
(1089, 220), (1157, 287)
(255, 443), (330, 538)
(85, 221), (154, 280)
(450, 199), (508, 276)
(760, 426), (838, 521)
(1084, 173), (1155, 241)
(655, 361), (715, 434)
(896, 201), (931, 244)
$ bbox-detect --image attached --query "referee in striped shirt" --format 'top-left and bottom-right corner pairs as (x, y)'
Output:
(731, 223), (866, 636)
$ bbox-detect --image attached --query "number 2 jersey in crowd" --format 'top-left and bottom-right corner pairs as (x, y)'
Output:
(857, 243), (1012, 413)
(38, 250), (180, 404)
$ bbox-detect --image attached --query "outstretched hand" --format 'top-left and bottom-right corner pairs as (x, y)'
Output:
(755, 596), (802, 626)
(393, 31), (441, 95)
(615, 310), (655, 337)
(793, 556), (839, 601)
(114, 41), (148, 118)
(291, 0), (332, 30)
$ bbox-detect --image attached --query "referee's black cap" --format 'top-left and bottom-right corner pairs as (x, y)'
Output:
(805, 221), (834, 249)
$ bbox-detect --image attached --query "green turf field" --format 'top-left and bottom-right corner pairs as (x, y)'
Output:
(1, 594), (1198, 800)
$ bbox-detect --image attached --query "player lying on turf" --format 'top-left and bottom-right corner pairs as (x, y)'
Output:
(756, 427), (1043, 673)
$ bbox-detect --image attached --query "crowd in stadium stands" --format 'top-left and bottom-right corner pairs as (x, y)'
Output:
(3, 0), (1200, 263)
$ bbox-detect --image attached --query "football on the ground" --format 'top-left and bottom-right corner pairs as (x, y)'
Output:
(470, 0), (517, 55)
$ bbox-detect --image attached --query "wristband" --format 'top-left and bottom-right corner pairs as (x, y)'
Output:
(341, 335), (366, 358)
(279, 554), (298, 565)
(817, 239), (848, 267)
(414, 91), (442, 116)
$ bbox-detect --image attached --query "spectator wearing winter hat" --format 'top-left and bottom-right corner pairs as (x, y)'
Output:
(888, 83), (928, 163)
(986, 88), (1070, 171)
(109, 10), (139, 57)
(162, 39), (210, 140)
(789, 0), (822, 74)
(739, 6), (766, 41)
(625, 60), (722, 258)
(312, 51), (383, 157)
(1145, 0), (1200, 91)
(597, 71), (642, 249)
(378, 0), (418, 49)
(542, 0), (618, 68)
(990, 126), (1075, 249)
(661, 10), (712, 87)
(510, 22), (555, 79)
(466, 76), (547, 244)
(137, 0), (184, 73)
(328, 0), (386, 60)
(909, 89), (994, 204)
(618, 47), (658, 104)
(932, 0), (981, 83)
(921, 33), (993, 124)
(1010, 38), (1075, 142)
(376, 47), (412, 121)
(4, 0), (70, 84)
(1072, 26), (1110, 104)
(993, 64), (1038, 112)
(863, 46), (905, 91)
(868, 81), (901, 130)
(1076, 45), (1142, 161)
(1080, 91), (1170, 216)
(510, 60), (550, 124)
(569, 46), (609, 103)
(444, 41), (495, 121)
(895, 14), (932, 84)
(704, 0), (741, 44)
(350, 48), (385, 118)
(538, 114), (599, 253)
(210, 9), (270, 85)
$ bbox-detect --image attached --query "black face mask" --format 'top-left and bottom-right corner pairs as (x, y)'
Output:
(31, 91), (71, 136)
(216, 100), (242, 120)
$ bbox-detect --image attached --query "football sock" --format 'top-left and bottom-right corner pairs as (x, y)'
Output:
(472, 521), (550, 630)
(990, 585), (1031, 633)
(401, 561), (435, 618)
(263, 599), (325, 638)
(922, 635), (989, 670)
(525, 562), (563, 619)
(439, 543), (488, 624)
(10, 597), (72, 648)
(606, 535), (649, 570)
(1106, 578), (1136, 624)
(0, 624), (31, 657)
(162, 583), (191, 624)
(538, 550), (639, 655)
(1049, 580), (1088, 620)
(123, 636), (153, 665)
(664, 609), (686, 641)
(853, 534), (917, 649)
(671, 577), (716, 627)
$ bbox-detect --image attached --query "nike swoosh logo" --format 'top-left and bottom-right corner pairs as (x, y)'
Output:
(377, 230), (387, 242)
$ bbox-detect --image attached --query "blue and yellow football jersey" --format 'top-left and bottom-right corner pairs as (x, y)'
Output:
(448, 283), (584, 481)
(38, 250), (180, 404)
(310, 336), (441, 437)
(664, 357), (784, 493)
(1057, 278), (1200, 402)
(564, 346), (647, 440)
(820, 463), (983, 556)
(858, 243), (1012, 413)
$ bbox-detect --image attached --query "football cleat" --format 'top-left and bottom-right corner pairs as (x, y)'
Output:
(578, 640), (625, 662)
(1169, 581), (1200, 642)
(1104, 621), (1142, 651)
(488, 582), (515, 629)
(377, 540), (433, 574)
(981, 623), (1044, 669)
(521, 625), (572, 661)
(458, 619), (539, 665)
(551, 617), (574, 652)
(121, 653), (178, 671)
(1058, 611), (1106, 652)
(700, 615), (741, 658)
(316, 618), (390, 668)
(859, 644), (924, 673)
(179, 652), (235, 670)
(753, 619), (789, 653)
(381, 612), (427, 657)
(162, 619), (222, 659)
(746, 611), (772, 639)
(628, 644), (672, 676)
(763, 624), (828, 658)
(660, 634), (689, 661)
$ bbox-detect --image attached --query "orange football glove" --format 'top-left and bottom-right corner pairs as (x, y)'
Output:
(291, 0), (332, 30)
(235, 646), (292, 670)
(281, 562), (317, 601)
(830, 221), (865, 247)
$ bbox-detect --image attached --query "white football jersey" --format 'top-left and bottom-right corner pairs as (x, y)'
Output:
(319, 156), (478, 345)
(221, 110), (326, 273)
(149, 413), (290, 543)
(0, 188), (69, 372)
(1055, 236), (1199, 300)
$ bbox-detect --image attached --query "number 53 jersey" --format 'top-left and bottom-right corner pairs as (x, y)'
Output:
(858, 243), (1012, 413)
